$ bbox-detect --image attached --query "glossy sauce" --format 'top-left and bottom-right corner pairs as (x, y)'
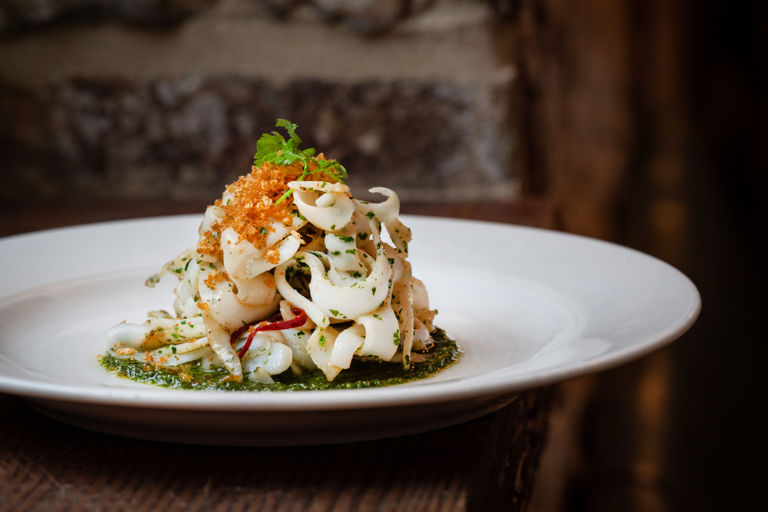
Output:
(101, 329), (459, 391)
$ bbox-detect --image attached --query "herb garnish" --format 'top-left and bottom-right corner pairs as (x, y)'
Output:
(253, 119), (348, 204)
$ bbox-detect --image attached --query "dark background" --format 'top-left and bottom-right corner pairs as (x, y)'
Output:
(568, 2), (767, 510)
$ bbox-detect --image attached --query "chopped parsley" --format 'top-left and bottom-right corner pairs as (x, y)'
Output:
(253, 119), (348, 204)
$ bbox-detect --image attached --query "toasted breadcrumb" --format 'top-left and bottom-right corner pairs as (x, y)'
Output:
(197, 161), (338, 258)
(265, 246), (281, 264)
(197, 229), (222, 260)
(203, 270), (229, 289)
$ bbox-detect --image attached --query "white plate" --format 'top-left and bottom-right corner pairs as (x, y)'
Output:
(0, 215), (699, 445)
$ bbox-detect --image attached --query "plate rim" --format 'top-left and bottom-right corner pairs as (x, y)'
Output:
(0, 214), (701, 411)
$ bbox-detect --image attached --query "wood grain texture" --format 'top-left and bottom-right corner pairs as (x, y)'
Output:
(514, 0), (633, 240)
(0, 389), (554, 512)
(0, 199), (556, 512)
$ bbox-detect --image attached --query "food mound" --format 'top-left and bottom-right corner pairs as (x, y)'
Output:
(103, 120), (453, 389)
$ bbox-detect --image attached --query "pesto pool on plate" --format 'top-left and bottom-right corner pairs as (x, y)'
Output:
(103, 120), (458, 390)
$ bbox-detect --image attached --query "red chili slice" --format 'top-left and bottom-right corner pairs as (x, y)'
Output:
(237, 307), (307, 359)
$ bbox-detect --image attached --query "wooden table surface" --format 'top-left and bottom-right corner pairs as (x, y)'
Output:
(0, 199), (557, 512)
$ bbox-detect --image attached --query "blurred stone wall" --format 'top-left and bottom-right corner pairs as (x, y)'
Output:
(0, 0), (518, 203)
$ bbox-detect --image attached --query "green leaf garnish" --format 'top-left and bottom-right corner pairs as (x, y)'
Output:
(253, 119), (348, 204)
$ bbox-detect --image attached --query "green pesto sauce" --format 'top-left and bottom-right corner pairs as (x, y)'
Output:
(100, 328), (459, 391)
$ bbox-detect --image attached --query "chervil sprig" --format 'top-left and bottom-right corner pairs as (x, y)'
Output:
(253, 119), (348, 204)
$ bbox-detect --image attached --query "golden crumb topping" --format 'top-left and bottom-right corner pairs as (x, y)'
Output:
(203, 270), (229, 289)
(197, 229), (223, 260)
(197, 160), (338, 257)
(265, 246), (281, 264)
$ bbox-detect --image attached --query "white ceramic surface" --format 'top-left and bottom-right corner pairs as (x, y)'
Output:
(0, 215), (700, 445)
